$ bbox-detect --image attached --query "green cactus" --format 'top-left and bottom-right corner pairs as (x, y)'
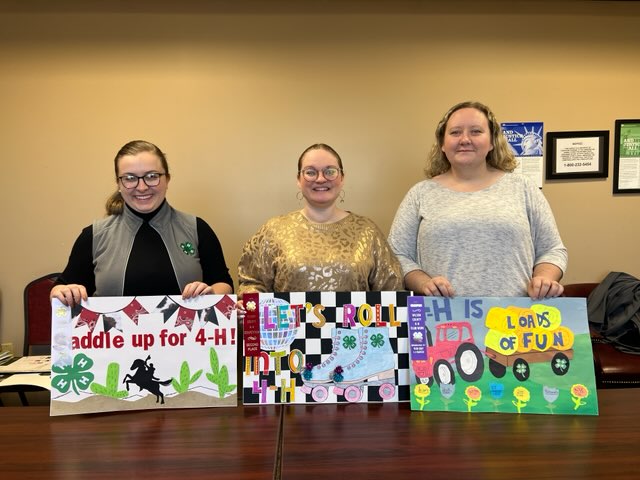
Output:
(90, 362), (128, 399)
(171, 361), (203, 394)
(206, 347), (236, 398)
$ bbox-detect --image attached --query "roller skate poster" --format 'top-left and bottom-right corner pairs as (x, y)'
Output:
(408, 296), (598, 415)
(50, 294), (238, 416)
(242, 291), (411, 404)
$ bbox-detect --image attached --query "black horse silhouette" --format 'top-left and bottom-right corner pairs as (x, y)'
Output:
(123, 355), (172, 404)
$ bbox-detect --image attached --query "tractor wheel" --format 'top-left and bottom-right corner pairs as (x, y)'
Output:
(489, 359), (506, 378)
(455, 343), (484, 382)
(512, 358), (530, 381)
(434, 360), (455, 385)
(415, 374), (434, 387)
(551, 352), (571, 376)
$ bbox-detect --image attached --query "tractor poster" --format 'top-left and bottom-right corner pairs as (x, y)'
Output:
(242, 291), (410, 404)
(408, 296), (598, 415)
(50, 295), (238, 416)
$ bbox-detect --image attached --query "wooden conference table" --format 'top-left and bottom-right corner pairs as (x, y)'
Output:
(1, 389), (638, 479)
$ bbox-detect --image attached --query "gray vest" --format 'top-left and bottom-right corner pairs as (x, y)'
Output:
(92, 202), (202, 296)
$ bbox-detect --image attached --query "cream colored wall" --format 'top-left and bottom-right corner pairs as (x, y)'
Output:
(1, 1), (639, 350)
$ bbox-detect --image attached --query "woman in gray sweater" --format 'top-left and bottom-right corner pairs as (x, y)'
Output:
(388, 101), (567, 299)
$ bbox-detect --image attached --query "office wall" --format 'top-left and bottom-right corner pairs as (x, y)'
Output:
(1, 1), (639, 349)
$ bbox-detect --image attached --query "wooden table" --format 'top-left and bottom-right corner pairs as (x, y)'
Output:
(280, 389), (640, 479)
(0, 404), (281, 479)
(1, 389), (639, 479)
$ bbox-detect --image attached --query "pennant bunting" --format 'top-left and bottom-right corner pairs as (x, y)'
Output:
(175, 306), (197, 330)
(156, 296), (180, 323)
(122, 298), (149, 325)
(214, 295), (235, 320)
(76, 309), (100, 332)
(202, 307), (219, 326)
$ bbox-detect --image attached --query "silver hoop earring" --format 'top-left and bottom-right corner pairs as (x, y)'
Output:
(339, 190), (345, 203)
(296, 191), (303, 201)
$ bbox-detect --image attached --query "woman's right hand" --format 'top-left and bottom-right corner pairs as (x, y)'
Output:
(405, 270), (455, 297)
(50, 284), (88, 307)
(420, 276), (455, 297)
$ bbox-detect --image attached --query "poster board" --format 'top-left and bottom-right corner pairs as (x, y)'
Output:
(408, 296), (598, 415)
(50, 294), (237, 416)
(242, 291), (410, 404)
(502, 121), (544, 188)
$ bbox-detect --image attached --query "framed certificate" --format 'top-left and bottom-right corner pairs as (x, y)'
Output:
(545, 130), (609, 180)
(613, 119), (640, 194)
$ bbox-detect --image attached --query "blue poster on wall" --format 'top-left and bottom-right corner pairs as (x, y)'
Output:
(502, 121), (544, 188)
(408, 296), (598, 415)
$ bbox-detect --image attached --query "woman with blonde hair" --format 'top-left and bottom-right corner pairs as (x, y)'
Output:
(389, 101), (567, 299)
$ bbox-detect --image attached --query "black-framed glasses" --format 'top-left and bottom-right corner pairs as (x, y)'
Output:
(118, 172), (166, 189)
(299, 167), (343, 181)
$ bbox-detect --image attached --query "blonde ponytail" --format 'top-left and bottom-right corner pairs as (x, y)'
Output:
(105, 190), (124, 216)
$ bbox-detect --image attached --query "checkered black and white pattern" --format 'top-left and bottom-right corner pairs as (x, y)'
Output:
(243, 291), (411, 405)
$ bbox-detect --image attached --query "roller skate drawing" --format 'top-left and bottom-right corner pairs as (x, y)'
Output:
(301, 327), (396, 402)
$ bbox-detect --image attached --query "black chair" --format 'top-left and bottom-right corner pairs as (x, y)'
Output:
(563, 281), (640, 388)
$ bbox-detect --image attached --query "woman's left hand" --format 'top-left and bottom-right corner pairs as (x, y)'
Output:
(527, 276), (564, 300)
(182, 282), (212, 299)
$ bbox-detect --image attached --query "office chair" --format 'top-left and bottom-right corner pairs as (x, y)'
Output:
(0, 273), (60, 406)
(563, 280), (640, 388)
(23, 272), (60, 356)
(561, 283), (599, 299)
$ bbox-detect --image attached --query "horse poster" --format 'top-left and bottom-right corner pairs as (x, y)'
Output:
(50, 294), (238, 416)
(407, 296), (598, 415)
(242, 291), (411, 405)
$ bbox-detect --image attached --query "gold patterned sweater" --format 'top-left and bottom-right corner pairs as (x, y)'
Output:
(238, 211), (404, 295)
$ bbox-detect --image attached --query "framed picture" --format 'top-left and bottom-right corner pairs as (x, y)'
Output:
(545, 130), (609, 180)
(613, 119), (640, 194)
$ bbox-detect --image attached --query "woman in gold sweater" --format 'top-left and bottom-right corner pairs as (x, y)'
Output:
(237, 143), (403, 296)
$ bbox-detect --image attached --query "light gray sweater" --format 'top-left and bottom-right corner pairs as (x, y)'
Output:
(388, 173), (568, 297)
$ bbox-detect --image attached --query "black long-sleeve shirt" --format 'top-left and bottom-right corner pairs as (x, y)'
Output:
(58, 204), (233, 296)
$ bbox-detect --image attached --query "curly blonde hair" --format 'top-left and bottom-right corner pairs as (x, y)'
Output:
(425, 101), (517, 178)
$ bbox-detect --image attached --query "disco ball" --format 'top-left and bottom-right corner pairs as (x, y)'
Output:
(259, 297), (298, 351)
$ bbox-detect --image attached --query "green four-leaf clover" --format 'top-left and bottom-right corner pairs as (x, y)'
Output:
(52, 353), (95, 395)
(343, 335), (357, 350)
(554, 358), (568, 372)
(180, 242), (195, 255)
(371, 333), (384, 348)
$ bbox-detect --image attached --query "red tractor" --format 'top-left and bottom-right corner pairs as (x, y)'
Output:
(412, 321), (484, 385)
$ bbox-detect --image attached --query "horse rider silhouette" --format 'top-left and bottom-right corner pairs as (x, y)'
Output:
(123, 355), (172, 404)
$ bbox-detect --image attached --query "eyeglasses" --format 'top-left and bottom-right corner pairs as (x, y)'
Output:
(299, 167), (343, 182)
(118, 172), (166, 189)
